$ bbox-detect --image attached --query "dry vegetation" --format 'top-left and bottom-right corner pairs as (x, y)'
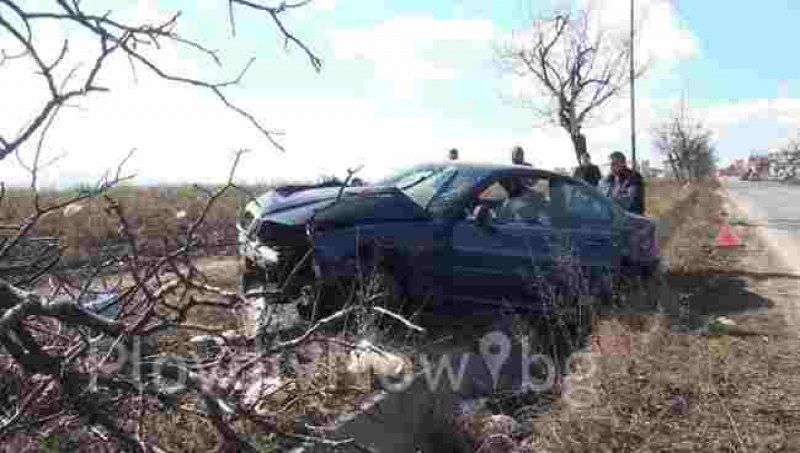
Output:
(13, 177), (795, 452)
(645, 178), (692, 218)
(0, 185), (274, 259)
(518, 179), (800, 452)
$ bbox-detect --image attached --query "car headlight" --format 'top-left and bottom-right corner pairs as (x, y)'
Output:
(239, 211), (255, 229)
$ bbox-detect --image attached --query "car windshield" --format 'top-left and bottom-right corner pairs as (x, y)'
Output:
(403, 168), (458, 208)
(375, 165), (457, 208)
(376, 165), (433, 187)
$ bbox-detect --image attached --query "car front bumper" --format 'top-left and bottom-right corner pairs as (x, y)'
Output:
(239, 234), (280, 270)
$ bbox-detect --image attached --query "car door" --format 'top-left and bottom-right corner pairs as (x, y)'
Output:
(447, 175), (554, 313)
(549, 177), (617, 295)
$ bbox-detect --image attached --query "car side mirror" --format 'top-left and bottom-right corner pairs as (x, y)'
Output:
(471, 204), (493, 227)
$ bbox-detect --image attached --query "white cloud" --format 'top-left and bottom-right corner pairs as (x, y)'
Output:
(587, 0), (698, 67)
(311, 0), (337, 12)
(331, 16), (495, 98)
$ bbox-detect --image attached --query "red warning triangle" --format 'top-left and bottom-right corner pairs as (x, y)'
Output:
(716, 222), (742, 247)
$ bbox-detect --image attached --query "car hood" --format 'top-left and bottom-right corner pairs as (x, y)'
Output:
(256, 185), (374, 216)
(253, 184), (429, 229)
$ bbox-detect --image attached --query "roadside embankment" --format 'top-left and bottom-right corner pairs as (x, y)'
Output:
(523, 179), (800, 452)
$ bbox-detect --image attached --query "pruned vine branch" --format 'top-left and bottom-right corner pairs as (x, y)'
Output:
(0, 1), (342, 450)
(0, 0), (322, 160)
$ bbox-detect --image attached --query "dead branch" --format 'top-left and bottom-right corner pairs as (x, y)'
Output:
(0, 1), (348, 450)
(0, 0), (321, 160)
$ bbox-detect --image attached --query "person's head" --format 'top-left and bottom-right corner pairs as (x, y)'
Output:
(512, 146), (525, 164)
(580, 153), (592, 165)
(448, 148), (459, 160)
(609, 151), (628, 176)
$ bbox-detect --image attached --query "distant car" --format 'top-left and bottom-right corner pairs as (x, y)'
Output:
(238, 162), (661, 321)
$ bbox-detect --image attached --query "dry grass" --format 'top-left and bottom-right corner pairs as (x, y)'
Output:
(527, 313), (798, 452)
(520, 179), (800, 452)
(0, 185), (256, 258)
(646, 178), (687, 218)
(140, 258), (385, 451)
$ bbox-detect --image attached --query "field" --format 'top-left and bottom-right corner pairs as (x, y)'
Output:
(4, 177), (733, 451)
(0, 184), (275, 259)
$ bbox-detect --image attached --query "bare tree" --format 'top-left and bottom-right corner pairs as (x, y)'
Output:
(652, 100), (716, 182)
(500, 5), (645, 164)
(771, 137), (800, 181)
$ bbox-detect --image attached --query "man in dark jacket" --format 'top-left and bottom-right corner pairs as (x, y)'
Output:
(448, 148), (459, 161)
(604, 151), (645, 215)
(573, 152), (602, 186)
(511, 146), (531, 166)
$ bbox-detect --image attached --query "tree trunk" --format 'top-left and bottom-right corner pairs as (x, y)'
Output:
(570, 132), (587, 165)
(667, 152), (684, 183)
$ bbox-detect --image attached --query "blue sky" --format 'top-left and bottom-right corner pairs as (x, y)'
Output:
(675, 0), (800, 100)
(2, 0), (799, 187)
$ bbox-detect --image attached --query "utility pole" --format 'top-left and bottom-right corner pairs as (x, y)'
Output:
(629, 0), (637, 171)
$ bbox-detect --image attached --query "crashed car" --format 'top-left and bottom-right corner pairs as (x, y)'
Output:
(238, 162), (661, 322)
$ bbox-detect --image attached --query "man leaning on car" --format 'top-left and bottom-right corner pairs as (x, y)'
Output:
(603, 151), (645, 215)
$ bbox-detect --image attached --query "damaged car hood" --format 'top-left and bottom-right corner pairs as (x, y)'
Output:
(254, 185), (430, 229)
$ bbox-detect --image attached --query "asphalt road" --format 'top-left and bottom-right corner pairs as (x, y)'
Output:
(724, 178), (800, 238)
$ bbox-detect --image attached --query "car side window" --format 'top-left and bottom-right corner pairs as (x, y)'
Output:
(526, 178), (550, 206)
(551, 179), (611, 221)
(496, 176), (552, 225)
(428, 170), (486, 216)
(478, 181), (509, 203)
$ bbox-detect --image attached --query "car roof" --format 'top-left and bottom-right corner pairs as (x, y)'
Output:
(411, 160), (568, 179)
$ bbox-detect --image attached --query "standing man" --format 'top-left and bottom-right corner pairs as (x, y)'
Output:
(604, 151), (645, 215)
(448, 148), (459, 161)
(511, 146), (531, 166)
(573, 152), (602, 186)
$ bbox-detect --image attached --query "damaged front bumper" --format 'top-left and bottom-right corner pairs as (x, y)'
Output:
(241, 237), (281, 270)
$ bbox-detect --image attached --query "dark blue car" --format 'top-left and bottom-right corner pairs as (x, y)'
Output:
(238, 162), (660, 319)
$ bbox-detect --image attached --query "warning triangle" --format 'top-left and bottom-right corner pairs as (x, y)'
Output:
(716, 222), (742, 247)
